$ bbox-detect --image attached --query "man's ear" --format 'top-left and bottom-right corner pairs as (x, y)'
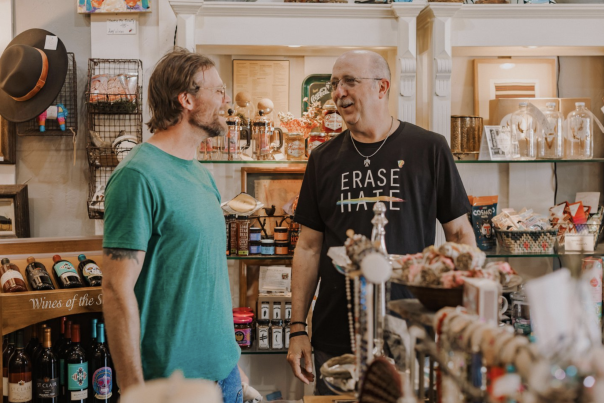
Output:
(378, 80), (390, 99)
(179, 91), (195, 111)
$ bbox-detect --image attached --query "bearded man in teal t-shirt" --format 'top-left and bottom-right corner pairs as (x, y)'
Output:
(102, 49), (241, 402)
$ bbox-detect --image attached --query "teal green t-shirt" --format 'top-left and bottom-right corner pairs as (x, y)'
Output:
(103, 142), (240, 382)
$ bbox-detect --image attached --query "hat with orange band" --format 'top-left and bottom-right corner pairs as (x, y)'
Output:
(0, 29), (68, 122)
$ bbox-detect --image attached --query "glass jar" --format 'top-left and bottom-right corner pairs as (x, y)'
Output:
(284, 320), (291, 349)
(275, 241), (289, 255)
(257, 319), (270, 350)
(273, 227), (289, 241)
(260, 301), (270, 320)
(510, 284), (531, 336)
(285, 302), (292, 320)
(271, 319), (284, 350)
(261, 239), (275, 255)
(249, 227), (262, 242)
(289, 220), (300, 254)
(234, 317), (252, 349)
(566, 102), (593, 160)
(510, 102), (536, 160)
(273, 302), (282, 319)
(284, 132), (306, 161)
(249, 241), (261, 255)
(322, 100), (343, 135)
(538, 102), (563, 160)
(307, 132), (326, 157)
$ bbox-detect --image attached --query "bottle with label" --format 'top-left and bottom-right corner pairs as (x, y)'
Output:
(288, 219), (300, 254)
(3, 333), (15, 403)
(58, 322), (72, 397)
(53, 318), (67, 356)
(284, 320), (291, 349)
(510, 102), (536, 160)
(284, 132), (306, 161)
(24, 258), (55, 291)
(306, 132), (326, 157)
(322, 100), (343, 136)
(88, 324), (113, 402)
(260, 302), (270, 320)
(285, 302), (292, 320)
(271, 320), (284, 350)
(0, 259), (27, 293)
(35, 328), (59, 403)
(51, 256), (83, 289)
(32, 325), (47, 364)
(64, 325), (88, 403)
(257, 320), (270, 350)
(77, 255), (102, 287)
(8, 330), (32, 403)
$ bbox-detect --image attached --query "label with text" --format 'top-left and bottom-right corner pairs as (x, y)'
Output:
(67, 363), (88, 391)
(30, 293), (103, 311)
(8, 380), (32, 402)
(36, 377), (59, 398)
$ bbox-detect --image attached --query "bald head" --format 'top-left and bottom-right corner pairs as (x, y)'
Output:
(334, 50), (391, 82)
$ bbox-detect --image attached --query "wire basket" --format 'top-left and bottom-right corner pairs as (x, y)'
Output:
(87, 113), (142, 167)
(495, 229), (558, 254)
(87, 165), (115, 220)
(16, 53), (78, 136)
(86, 58), (142, 114)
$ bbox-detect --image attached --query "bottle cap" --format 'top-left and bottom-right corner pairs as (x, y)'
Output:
(26, 257), (36, 264)
(43, 328), (52, 348)
(78, 254), (86, 262)
(52, 255), (62, 263)
(97, 323), (106, 344)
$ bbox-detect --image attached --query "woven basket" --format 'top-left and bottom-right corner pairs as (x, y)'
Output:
(495, 229), (558, 253)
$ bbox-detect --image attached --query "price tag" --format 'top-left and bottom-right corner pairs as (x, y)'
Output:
(44, 35), (58, 50)
(107, 19), (137, 35)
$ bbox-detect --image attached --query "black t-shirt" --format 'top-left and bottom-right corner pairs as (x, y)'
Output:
(294, 121), (471, 355)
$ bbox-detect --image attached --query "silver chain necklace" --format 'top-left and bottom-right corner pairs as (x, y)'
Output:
(350, 117), (395, 168)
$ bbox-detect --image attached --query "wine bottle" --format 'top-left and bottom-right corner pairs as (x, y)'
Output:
(24, 258), (55, 291)
(34, 328), (58, 403)
(53, 319), (67, 356)
(3, 333), (15, 403)
(58, 322), (72, 398)
(64, 325), (87, 403)
(0, 259), (27, 293)
(86, 321), (97, 359)
(50, 257), (83, 289)
(8, 330), (32, 403)
(88, 324), (112, 402)
(76, 256), (102, 288)
(32, 325), (47, 365)
(25, 327), (40, 364)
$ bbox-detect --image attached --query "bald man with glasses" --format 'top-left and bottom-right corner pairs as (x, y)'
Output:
(286, 50), (475, 395)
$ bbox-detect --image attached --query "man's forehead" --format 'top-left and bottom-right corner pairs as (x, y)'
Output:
(331, 56), (369, 78)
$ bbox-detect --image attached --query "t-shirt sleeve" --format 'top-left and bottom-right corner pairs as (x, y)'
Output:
(103, 167), (154, 251)
(294, 154), (325, 232)
(435, 135), (471, 224)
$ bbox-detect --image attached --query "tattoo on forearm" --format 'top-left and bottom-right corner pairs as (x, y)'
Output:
(104, 248), (139, 263)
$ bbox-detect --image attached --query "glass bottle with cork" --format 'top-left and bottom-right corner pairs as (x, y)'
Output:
(51, 256), (83, 289)
(24, 258), (55, 291)
(0, 259), (27, 293)
(8, 330), (32, 403)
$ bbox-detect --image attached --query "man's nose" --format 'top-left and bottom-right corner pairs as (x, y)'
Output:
(224, 93), (232, 104)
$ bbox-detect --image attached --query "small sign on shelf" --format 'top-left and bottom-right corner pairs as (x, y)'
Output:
(107, 19), (137, 35)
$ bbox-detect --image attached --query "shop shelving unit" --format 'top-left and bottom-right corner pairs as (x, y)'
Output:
(0, 236), (104, 398)
(85, 59), (143, 219)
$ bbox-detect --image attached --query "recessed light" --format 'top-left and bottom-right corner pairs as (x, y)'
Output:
(288, 45), (301, 48)
(500, 63), (516, 70)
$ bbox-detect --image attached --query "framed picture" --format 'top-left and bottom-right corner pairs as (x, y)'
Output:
(0, 116), (16, 164)
(483, 125), (511, 160)
(241, 167), (305, 236)
(474, 59), (556, 124)
(0, 185), (30, 238)
(77, 0), (150, 13)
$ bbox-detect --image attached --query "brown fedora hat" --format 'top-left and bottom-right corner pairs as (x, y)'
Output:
(0, 29), (68, 123)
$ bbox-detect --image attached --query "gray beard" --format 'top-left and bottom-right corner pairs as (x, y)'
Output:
(189, 113), (226, 138)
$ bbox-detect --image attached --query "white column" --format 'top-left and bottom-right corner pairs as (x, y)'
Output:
(169, 0), (203, 52)
(392, 3), (426, 125)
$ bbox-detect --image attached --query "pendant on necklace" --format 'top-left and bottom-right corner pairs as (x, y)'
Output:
(364, 158), (370, 167)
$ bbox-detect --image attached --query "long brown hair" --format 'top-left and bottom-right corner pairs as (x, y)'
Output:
(146, 48), (215, 133)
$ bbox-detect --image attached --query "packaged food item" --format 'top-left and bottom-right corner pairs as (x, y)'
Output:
(89, 74), (108, 103)
(470, 196), (498, 251)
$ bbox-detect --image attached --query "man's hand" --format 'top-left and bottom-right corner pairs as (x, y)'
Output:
(287, 334), (314, 384)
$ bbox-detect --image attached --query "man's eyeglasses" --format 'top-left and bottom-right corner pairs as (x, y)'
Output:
(326, 77), (383, 92)
(192, 83), (227, 102)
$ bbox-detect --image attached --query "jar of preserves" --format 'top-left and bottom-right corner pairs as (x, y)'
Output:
(273, 227), (289, 241)
(271, 319), (284, 350)
(234, 317), (252, 349)
(284, 132), (306, 161)
(275, 241), (289, 255)
(322, 100), (343, 135)
(257, 320), (270, 350)
(261, 239), (275, 255)
(307, 132), (326, 157)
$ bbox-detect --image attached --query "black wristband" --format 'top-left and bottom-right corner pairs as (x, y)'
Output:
(290, 321), (307, 327)
(289, 331), (308, 339)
